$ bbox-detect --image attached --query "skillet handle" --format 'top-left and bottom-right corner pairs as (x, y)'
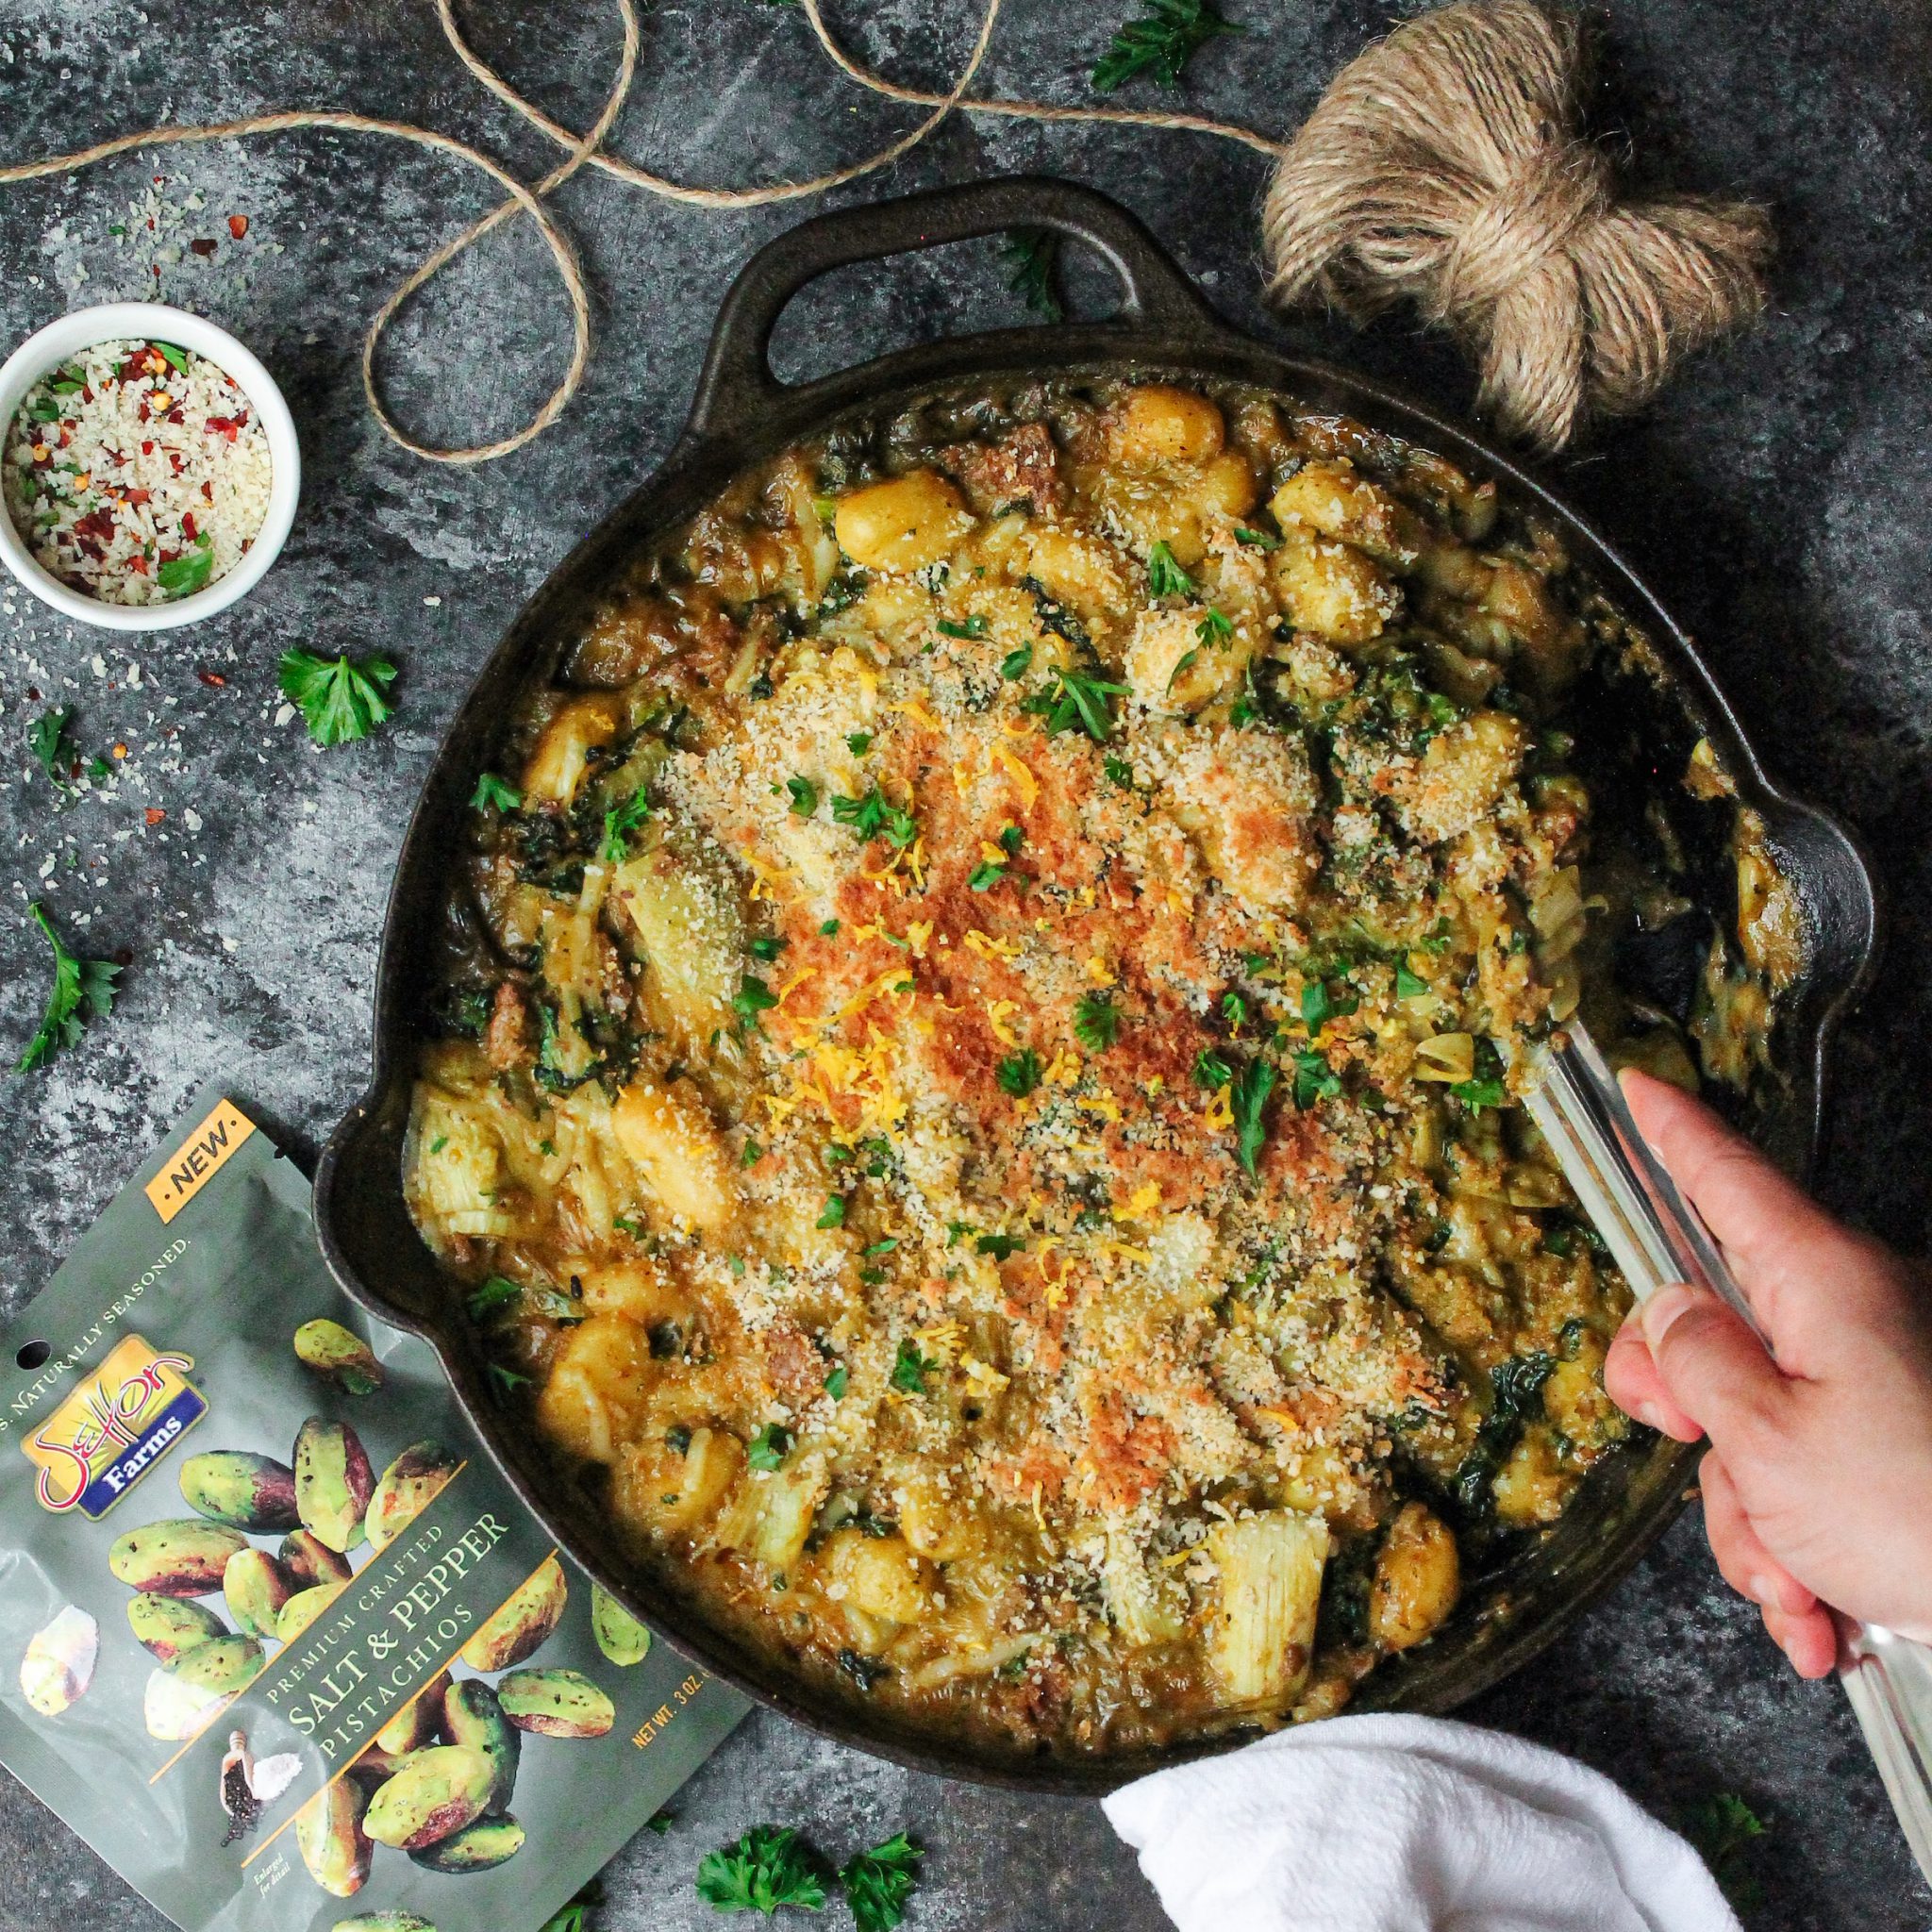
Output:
(686, 175), (1229, 444)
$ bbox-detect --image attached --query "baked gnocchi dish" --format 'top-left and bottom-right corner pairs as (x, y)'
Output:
(403, 378), (1798, 1757)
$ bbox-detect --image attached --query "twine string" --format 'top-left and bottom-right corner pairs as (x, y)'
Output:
(0, 0), (1274, 462)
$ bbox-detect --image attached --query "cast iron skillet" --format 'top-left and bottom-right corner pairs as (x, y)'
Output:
(315, 175), (1879, 1791)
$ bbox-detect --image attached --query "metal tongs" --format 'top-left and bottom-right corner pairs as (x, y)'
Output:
(1513, 1022), (1932, 1887)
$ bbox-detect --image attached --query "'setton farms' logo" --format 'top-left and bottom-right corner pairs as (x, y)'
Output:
(24, 1335), (206, 1517)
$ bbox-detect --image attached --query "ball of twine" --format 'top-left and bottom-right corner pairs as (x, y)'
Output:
(1261, 0), (1774, 453)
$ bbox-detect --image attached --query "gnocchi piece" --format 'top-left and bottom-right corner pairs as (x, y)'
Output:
(820, 1528), (934, 1625)
(1387, 708), (1528, 846)
(537, 1313), (651, 1466)
(1270, 459), (1424, 568)
(1207, 1509), (1328, 1706)
(610, 1077), (738, 1234)
(1165, 725), (1322, 914)
(1023, 525), (1136, 632)
(834, 471), (976, 574)
(1109, 385), (1226, 468)
(1491, 1424), (1570, 1526)
(614, 1424), (744, 1536)
(1274, 532), (1400, 643)
(1367, 1502), (1460, 1651)
(523, 694), (625, 808)
(1124, 607), (1251, 712)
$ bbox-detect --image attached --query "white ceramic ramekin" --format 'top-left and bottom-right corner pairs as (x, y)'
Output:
(0, 302), (300, 632)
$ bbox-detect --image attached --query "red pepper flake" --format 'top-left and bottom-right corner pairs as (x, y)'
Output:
(197, 668), (227, 688)
(73, 508), (117, 545)
(182, 510), (198, 541)
(137, 401), (151, 425)
(145, 808), (166, 827)
(165, 407), (185, 425)
(80, 385), (94, 405)
(123, 488), (152, 508)
(205, 412), (248, 441)
(141, 440), (154, 457)
(169, 453), (185, 476)
(119, 345), (166, 382)
(190, 238), (217, 258)
(201, 479), (214, 502)
(227, 214), (249, 240)
(127, 555), (149, 576)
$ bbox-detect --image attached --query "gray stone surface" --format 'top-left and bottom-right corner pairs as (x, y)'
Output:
(0, 0), (1927, 1926)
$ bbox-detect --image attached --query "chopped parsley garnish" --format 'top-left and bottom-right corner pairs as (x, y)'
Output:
(741, 1139), (763, 1169)
(1195, 607), (1235, 647)
(466, 1274), (523, 1320)
(1451, 1075), (1508, 1112)
(694, 1824), (828, 1915)
(936, 615), (988, 640)
(864, 1237), (898, 1257)
(540, 1888), (598, 1932)
(157, 531), (214, 597)
(998, 824), (1024, 854)
(732, 975), (779, 1028)
(1291, 1047), (1341, 1109)
(1231, 1057), (1278, 1174)
(486, 1361), (531, 1400)
(1145, 540), (1195, 598)
(1685, 1792), (1769, 1909)
(1395, 963), (1428, 998)
(833, 787), (917, 848)
(1000, 644), (1034, 680)
(15, 903), (119, 1074)
(976, 1231), (1024, 1259)
(816, 1193), (846, 1229)
(891, 1339), (935, 1393)
(1027, 666), (1129, 741)
(840, 1833), (924, 1932)
(278, 649), (398, 747)
(846, 731), (872, 756)
(1004, 226), (1064, 322)
(1193, 1048), (1232, 1089)
(746, 1424), (793, 1472)
(1300, 980), (1358, 1029)
(1164, 648), (1199, 694)
(1417, 916), (1455, 953)
(600, 791), (651, 860)
(1093, 0), (1244, 91)
(824, 1364), (849, 1400)
(470, 770), (522, 812)
(967, 858), (1006, 891)
(27, 707), (79, 790)
(749, 935), (787, 961)
(820, 919), (841, 936)
(997, 1047), (1042, 1096)
(1103, 755), (1135, 788)
(1073, 991), (1120, 1051)
(786, 774), (818, 817)
(1234, 525), (1282, 550)
(1222, 991), (1247, 1031)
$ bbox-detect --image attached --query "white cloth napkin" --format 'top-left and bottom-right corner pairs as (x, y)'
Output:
(1103, 1713), (1740, 1932)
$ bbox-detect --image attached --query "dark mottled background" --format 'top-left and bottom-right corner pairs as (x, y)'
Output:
(1, 1), (1928, 1926)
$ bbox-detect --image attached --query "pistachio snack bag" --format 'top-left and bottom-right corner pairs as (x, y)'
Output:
(0, 1090), (747, 1932)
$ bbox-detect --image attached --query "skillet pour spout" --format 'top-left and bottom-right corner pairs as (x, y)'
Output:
(314, 175), (1878, 1791)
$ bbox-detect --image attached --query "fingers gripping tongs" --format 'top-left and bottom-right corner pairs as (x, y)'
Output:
(1512, 1022), (1932, 1887)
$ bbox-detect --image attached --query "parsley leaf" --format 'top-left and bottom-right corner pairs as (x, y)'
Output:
(1195, 607), (1235, 647)
(1234, 525), (1281, 550)
(732, 975), (780, 1029)
(997, 1048), (1041, 1096)
(486, 1361), (531, 1400)
(816, 1193), (846, 1230)
(1073, 991), (1120, 1052)
(1291, 1047), (1341, 1109)
(1686, 1791), (1768, 1905)
(1145, 539), (1194, 597)
(891, 1339), (935, 1393)
(26, 707), (80, 791)
(600, 791), (652, 861)
(540, 1885), (601, 1932)
(1230, 1057), (1278, 1175)
(833, 787), (917, 848)
(997, 824), (1024, 854)
(1000, 644), (1034, 681)
(1164, 647), (1199, 694)
(975, 1232), (1024, 1259)
(15, 903), (119, 1074)
(749, 936), (787, 962)
(1103, 755), (1135, 788)
(1034, 667), (1128, 741)
(471, 770), (522, 812)
(1004, 227), (1064, 322)
(1300, 980), (1358, 1030)
(846, 731), (872, 755)
(840, 1833), (924, 1932)
(694, 1824), (828, 1915)
(157, 531), (214, 597)
(1093, 0), (1244, 90)
(1451, 1075), (1507, 1112)
(1395, 963), (1428, 998)
(824, 1364), (849, 1400)
(786, 774), (819, 817)
(1193, 1048), (1232, 1089)
(746, 1423), (792, 1472)
(820, 918), (841, 936)
(278, 649), (398, 747)
(936, 615), (987, 641)
(466, 1274), (523, 1321)
(968, 858), (1006, 891)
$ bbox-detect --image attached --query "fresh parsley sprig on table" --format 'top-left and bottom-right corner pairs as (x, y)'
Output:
(1003, 227), (1064, 322)
(695, 1824), (829, 1915)
(1092, 0), (1244, 92)
(15, 902), (119, 1074)
(26, 707), (79, 789)
(840, 1834), (924, 1932)
(278, 648), (398, 746)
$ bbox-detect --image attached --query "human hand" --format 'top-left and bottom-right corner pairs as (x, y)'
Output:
(1603, 1070), (1932, 1677)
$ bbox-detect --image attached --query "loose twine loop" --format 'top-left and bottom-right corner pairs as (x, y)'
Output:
(1262, 0), (1773, 452)
(0, 0), (1767, 463)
